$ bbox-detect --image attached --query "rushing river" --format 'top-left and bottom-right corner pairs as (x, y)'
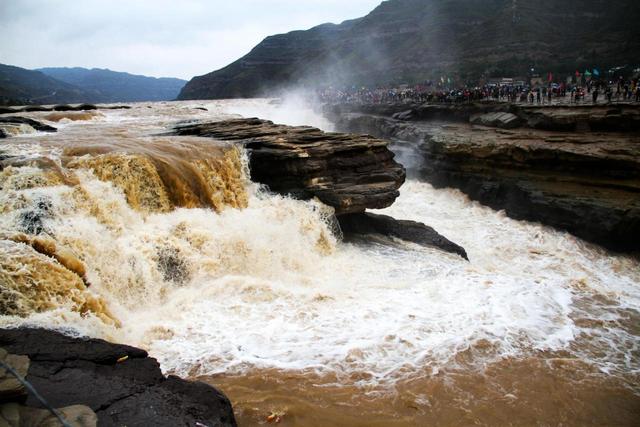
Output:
(0, 100), (638, 426)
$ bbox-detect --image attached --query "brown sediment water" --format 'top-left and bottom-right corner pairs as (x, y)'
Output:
(0, 102), (249, 324)
(0, 101), (638, 425)
(0, 239), (115, 324)
(200, 355), (640, 426)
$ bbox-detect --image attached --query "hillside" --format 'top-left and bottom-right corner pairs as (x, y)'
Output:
(38, 67), (186, 103)
(178, 0), (640, 100)
(0, 64), (95, 105)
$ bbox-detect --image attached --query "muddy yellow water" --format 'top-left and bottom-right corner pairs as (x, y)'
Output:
(202, 355), (639, 426)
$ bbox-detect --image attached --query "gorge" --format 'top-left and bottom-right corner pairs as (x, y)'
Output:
(0, 100), (638, 425)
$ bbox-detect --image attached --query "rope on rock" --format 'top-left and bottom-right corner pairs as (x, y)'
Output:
(0, 359), (74, 427)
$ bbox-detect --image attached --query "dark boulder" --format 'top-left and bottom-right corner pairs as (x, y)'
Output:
(338, 212), (468, 259)
(52, 104), (74, 111)
(0, 116), (57, 133)
(0, 328), (237, 427)
(19, 105), (50, 112)
(0, 107), (17, 115)
(74, 103), (99, 111)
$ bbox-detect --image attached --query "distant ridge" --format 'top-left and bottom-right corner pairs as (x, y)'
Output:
(0, 63), (94, 105)
(39, 67), (186, 103)
(0, 63), (186, 105)
(178, 0), (640, 100)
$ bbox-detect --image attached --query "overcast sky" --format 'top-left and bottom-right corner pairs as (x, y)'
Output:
(0, 0), (382, 80)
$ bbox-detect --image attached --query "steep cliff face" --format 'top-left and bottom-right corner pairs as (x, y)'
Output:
(327, 105), (640, 252)
(178, 0), (640, 100)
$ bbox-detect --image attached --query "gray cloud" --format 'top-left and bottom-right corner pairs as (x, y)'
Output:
(0, 0), (382, 79)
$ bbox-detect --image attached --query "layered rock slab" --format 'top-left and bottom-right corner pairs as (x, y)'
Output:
(0, 328), (237, 427)
(330, 111), (640, 252)
(174, 118), (406, 214)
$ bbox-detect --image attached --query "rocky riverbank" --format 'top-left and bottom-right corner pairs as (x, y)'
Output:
(325, 102), (640, 253)
(0, 328), (237, 426)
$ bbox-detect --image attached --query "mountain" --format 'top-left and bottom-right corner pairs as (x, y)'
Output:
(0, 63), (96, 105)
(178, 0), (640, 100)
(38, 67), (187, 103)
(0, 64), (187, 105)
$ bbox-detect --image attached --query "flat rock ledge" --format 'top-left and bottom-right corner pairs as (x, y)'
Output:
(0, 328), (237, 427)
(174, 118), (406, 215)
(0, 104), (131, 115)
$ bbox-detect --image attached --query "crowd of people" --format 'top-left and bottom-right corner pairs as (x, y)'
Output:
(317, 76), (640, 105)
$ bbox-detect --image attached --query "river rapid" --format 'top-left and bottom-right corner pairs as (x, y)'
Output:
(0, 100), (638, 426)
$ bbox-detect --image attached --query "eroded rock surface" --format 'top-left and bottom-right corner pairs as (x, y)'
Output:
(0, 328), (237, 427)
(328, 106), (640, 252)
(174, 118), (406, 214)
(327, 102), (640, 133)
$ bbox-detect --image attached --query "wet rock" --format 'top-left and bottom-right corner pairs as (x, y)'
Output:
(53, 104), (73, 111)
(157, 248), (190, 284)
(0, 348), (29, 402)
(19, 105), (49, 113)
(0, 116), (57, 133)
(516, 105), (640, 132)
(338, 212), (468, 259)
(18, 211), (47, 235)
(0, 328), (237, 427)
(103, 105), (132, 110)
(392, 110), (415, 121)
(326, 103), (640, 133)
(174, 118), (406, 214)
(329, 109), (640, 252)
(470, 112), (522, 129)
(75, 103), (98, 111)
(1, 104), (127, 115)
(18, 197), (53, 235)
(0, 403), (98, 427)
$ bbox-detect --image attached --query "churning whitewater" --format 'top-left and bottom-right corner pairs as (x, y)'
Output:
(0, 101), (638, 424)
